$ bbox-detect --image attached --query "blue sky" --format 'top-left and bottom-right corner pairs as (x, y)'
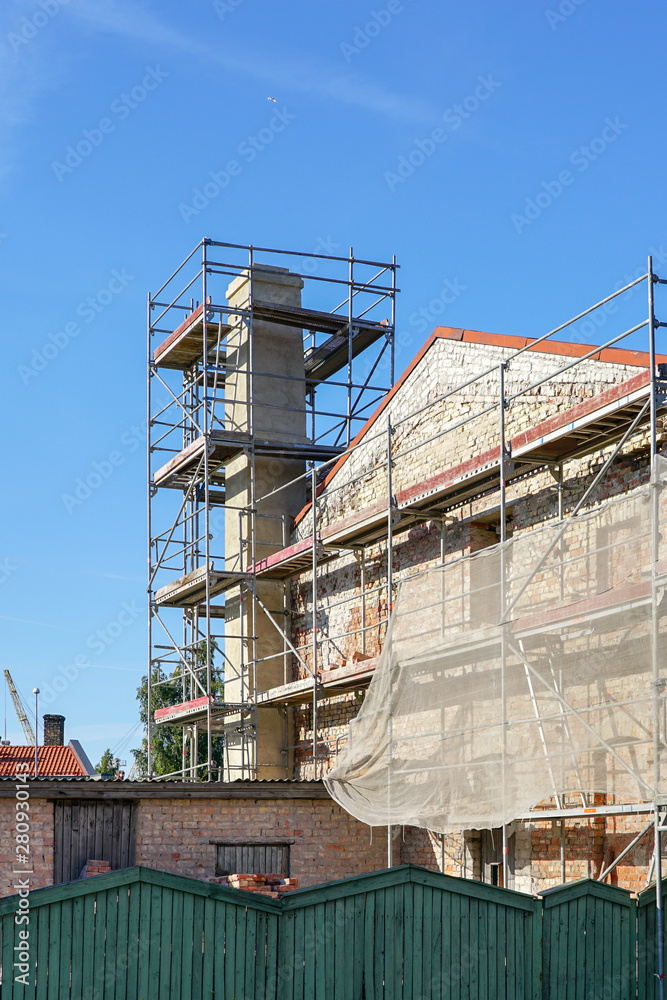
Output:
(1, 0), (665, 766)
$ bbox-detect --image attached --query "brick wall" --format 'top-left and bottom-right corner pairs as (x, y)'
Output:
(0, 797), (53, 897)
(0, 790), (388, 897)
(135, 796), (387, 887)
(281, 335), (663, 892)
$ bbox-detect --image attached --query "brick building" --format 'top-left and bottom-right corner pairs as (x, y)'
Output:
(0, 778), (388, 896)
(147, 246), (666, 897)
(254, 326), (665, 894)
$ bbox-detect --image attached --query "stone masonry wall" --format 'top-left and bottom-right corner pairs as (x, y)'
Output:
(287, 334), (662, 786)
(282, 335), (664, 893)
(293, 337), (647, 542)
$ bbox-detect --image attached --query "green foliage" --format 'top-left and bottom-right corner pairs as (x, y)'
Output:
(131, 642), (225, 779)
(95, 747), (118, 778)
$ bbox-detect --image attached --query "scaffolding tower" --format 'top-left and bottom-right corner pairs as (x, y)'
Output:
(148, 240), (397, 781)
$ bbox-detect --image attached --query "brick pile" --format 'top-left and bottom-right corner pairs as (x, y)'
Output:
(208, 873), (299, 898)
(79, 859), (111, 878)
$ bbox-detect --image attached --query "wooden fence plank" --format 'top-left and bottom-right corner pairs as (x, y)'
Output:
(245, 904), (259, 1000)
(180, 889), (194, 1000)
(104, 886), (118, 1000)
(192, 892), (205, 1000)
(303, 904), (316, 1000)
(202, 896), (215, 999)
(439, 883), (450, 1000)
(46, 900), (61, 1000)
(362, 892), (374, 1000)
(254, 908), (267, 1000)
(374, 885), (386, 1000)
(157, 885), (172, 999)
(113, 885), (129, 1000)
(265, 911), (279, 1000)
(212, 898), (226, 999)
(280, 907), (295, 1000)
(164, 891), (184, 1000)
(440, 893), (452, 1000)
(235, 901), (248, 1000)
(124, 883), (141, 1000)
(2, 913), (16, 1000)
(223, 896), (236, 1000)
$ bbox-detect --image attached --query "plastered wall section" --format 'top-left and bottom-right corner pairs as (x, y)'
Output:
(135, 796), (387, 887)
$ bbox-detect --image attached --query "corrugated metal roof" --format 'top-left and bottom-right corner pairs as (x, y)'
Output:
(0, 745), (88, 777)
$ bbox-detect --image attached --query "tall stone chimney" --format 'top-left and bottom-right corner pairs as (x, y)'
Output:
(224, 265), (307, 778)
(43, 714), (65, 746)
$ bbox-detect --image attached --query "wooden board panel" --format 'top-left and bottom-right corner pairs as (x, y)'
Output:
(0, 863), (645, 1000)
(53, 799), (138, 883)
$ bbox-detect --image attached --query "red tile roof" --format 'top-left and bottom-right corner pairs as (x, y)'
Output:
(0, 745), (88, 777)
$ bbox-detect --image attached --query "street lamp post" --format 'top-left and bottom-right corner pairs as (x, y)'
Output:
(32, 689), (39, 778)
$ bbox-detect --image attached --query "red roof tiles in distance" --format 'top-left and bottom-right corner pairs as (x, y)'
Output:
(0, 745), (88, 777)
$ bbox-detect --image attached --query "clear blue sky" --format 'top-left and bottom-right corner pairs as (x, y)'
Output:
(1, 0), (665, 766)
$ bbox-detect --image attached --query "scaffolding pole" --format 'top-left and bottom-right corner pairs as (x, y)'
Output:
(147, 241), (398, 781)
(649, 253), (665, 1000)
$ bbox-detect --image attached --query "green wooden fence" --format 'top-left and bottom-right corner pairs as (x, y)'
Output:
(541, 879), (636, 1000)
(0, 864), (662, 999)
(637, 879), (667, 1000)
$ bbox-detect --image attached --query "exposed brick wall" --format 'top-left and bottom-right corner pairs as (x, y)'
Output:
(399, 827), (480, 881)
(0, 792), (388, 897)
(282, 336), (664, 893)
(135, 796), (387, 887)
(0, 797), (53, 897)
(0, 792), (657, 897)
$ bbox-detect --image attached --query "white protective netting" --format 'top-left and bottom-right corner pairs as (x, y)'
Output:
(325, 461), (667, 832)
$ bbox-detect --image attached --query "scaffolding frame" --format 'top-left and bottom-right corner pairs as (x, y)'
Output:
(148, 239), (397, 782)
(297, 255), (667, 987)
(235, 255), (667, 951)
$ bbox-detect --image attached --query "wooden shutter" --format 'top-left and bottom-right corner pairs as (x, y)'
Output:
(53, 799), (137, 883)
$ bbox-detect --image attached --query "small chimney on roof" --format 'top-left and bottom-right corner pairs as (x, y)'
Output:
(43, 714), (65, 746)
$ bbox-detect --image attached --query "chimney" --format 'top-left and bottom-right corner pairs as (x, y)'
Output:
(43, 714), (65, 746)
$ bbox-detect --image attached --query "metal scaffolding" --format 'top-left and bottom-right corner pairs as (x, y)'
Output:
(146, 248), (667, 987)
(147, 240), (397, 782)
(316, 255), (667, 988)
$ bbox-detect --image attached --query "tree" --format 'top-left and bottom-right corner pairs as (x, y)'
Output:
(95, 748), (118, 778)
(131, 643), (225, 779)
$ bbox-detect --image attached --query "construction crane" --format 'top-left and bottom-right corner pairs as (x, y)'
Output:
(3, 670), (35, 745)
